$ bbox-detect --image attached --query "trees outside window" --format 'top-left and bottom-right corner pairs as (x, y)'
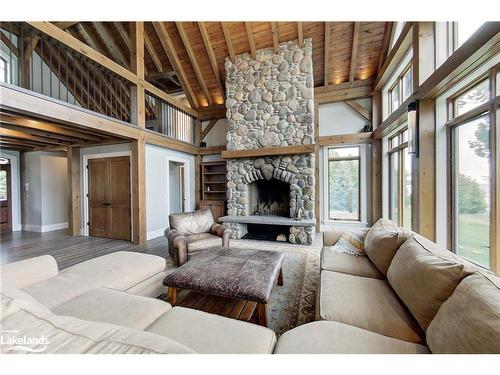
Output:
(328, 146), (360, 221)
(388, 128), (412, 230)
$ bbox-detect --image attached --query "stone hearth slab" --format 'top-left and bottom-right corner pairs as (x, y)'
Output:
(220, 215), (315, 227)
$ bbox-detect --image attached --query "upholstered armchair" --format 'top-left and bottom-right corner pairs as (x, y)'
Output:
(164, 209), (231, 266)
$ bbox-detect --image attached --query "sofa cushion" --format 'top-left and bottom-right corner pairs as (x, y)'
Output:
(146, 306), (277, 354)
(321, 247), (383, 279)
(187, 233), (222, 252)
(52, 288), (172, 330)
(275, 321), (430, 354)
(387, 236), (466, 331)
(0, 287), (194, 354)
(23, 251), (166, 308)
(364, 218), (410, 274)
(427, 272), (500, 353)
(1, 255), (59, 289)
(169, 209), (214, 235)
(318, 270), (424, 344)
(323, 230), (343, 246)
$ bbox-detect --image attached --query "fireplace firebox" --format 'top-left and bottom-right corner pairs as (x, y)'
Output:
(248, 179), (290, 217)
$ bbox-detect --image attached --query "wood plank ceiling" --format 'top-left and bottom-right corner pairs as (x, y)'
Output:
(59, 22), (390, 112)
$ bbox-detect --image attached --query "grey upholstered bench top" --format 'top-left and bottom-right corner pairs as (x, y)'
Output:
(163, 247), (284, 304)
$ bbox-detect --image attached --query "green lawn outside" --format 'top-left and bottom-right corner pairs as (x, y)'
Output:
(457, 213), (490, 268)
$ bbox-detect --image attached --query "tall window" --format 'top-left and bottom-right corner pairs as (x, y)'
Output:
(328, 146), (360, 221)
(0, 56), (8, 83)
(389, 64), (412, 114)
(388, 128), (412, 229)
(449, 78), (492, 268)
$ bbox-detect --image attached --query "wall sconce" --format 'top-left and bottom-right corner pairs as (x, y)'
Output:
(408, 101), (418, 155)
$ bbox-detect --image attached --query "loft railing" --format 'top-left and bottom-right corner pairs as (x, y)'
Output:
(0, 22), (132, 123)
(145, 91), (196, 144)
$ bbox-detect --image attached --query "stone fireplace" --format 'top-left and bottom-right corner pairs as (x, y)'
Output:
(221, 38), (316, 245)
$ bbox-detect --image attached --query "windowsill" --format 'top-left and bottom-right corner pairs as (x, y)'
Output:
(321, 220), (369, 228)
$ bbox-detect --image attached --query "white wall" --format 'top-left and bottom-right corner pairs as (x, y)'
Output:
(201, 119), (228, 146)
(23, 151), (68, 232)
(145, 144), (195, 240)
(319, 98), (371, 136)
(0, 150), (21, 231)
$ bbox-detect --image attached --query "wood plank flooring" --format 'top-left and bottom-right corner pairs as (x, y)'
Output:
(173, 290), (258, 323)
(0, 230), (169, 269)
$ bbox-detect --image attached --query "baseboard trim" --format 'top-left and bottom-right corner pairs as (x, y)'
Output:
(147, 228), (165, 241)
(23, 222), (69, 233)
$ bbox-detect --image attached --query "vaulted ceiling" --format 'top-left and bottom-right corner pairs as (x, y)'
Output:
(61, 22), (392, 112)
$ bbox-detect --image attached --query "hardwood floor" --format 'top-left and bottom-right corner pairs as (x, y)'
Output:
(0, 230), (169, 270)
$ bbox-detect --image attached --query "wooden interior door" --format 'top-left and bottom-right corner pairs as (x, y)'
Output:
(88, 156), (131, 241)
(0, 163), (12, 232)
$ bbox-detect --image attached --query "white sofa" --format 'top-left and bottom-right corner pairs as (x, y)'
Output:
(0, 251), (277, 354)
(275, 219), (500, 354)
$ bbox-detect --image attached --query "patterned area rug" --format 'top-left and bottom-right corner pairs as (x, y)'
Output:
(164, 239), (321, 336)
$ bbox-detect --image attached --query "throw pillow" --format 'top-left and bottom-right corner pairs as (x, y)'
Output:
(331, 229), (368, 257)
(364, 218), (410, 275)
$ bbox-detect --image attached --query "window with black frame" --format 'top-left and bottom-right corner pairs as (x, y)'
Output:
(449, 77), (492, 269)
(328, 146), (361, 221)
(388, 128), (412, 229)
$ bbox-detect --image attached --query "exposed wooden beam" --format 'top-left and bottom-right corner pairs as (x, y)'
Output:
(0, 127), (68, 145)
(93, 22), (130, 68)
(0, 33), (19, 57)
(314, 79), (374, 104)
(378, 22), (393, 72)
(222, 145), (315, 159)
(146, 70), (177, 81)
(67, 145), (81, 236)
(221, 22), (236, 62)
(199, 145), (226, 155)
(324, 22), (331, 85)
(317, 132), (373, 146)
(53, 22), (79, 30)
(130, 22), (145, 128)
(0, 113), (107, 141)
(0, 123), (93, 144)
(344, 100), (371, 122)
(201, 119), (217, 140)
(131, 139), (146, 245)
(349, 22), (360, 83)
(176, 22), (213, 107)
(245, 22), (257, 60)
(0, 139), (40, 148)
(152, 22), (199, 109)
(297, 22), (304, 48)
(271, 22), (279, 54)
(144, 30), (163, 73)
(198, 22), (225, 100)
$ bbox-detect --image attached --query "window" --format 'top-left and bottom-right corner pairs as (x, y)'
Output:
(328, 146), (360, 221)
(449, 78), (493, 269)
(389, 65), (412, 114)
(436, 22), (485, 68)
(453, 79), (490, 117)
(388, 128), (412, 229)
(0, 56), (8, 83)
(451, 115), (491, 268)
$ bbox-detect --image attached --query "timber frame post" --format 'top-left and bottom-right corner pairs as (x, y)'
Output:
(130, 22), (147, 245)
(67, 146), (81, 236)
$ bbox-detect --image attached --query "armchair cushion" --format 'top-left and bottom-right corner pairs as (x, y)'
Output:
(169, 209), (214, 235)
(187, 233), (222, 252)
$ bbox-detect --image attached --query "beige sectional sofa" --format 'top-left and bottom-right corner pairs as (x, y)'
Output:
(0, 251), (276, 354)
(276, 218), (500, 354)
